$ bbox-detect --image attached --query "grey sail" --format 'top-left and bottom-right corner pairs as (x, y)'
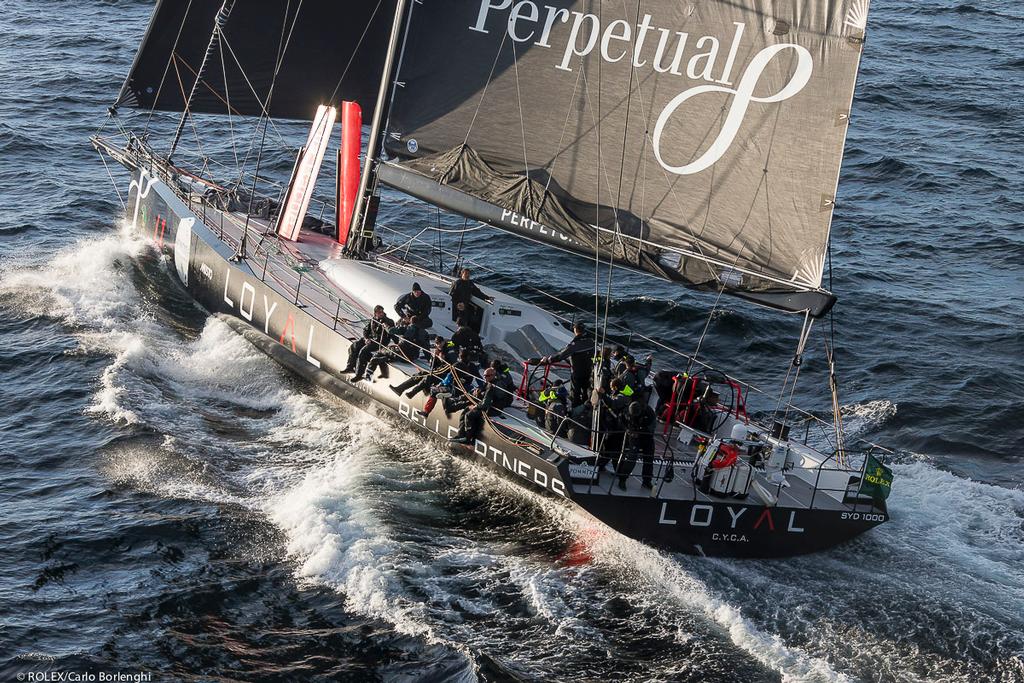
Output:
(380, 0), (871, 315)
(116, 0), (399, 121)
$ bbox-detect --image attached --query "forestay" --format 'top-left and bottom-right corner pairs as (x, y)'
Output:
(380, 0), (871, 315)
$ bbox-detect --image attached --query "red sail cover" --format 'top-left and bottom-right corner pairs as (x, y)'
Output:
(337, 101), (363, 245)
(381, 0), (871, 315)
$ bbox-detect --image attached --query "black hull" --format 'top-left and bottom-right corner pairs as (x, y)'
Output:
(122, 167), (886, 558)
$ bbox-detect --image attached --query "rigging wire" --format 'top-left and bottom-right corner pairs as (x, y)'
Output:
(510, 37), (531, 178)
(218, 34), (291, 150)
(241, 0), (306, 257)
(168, 0), (235, 160)
(462, 29), (508, 147)
(454, 216), (469, 270)
(98, 151), (127, 212)
(825, 241), (847, 465)
(142, 0), (195, 138)
(377, 222), (488, 257)
(598, 0), (645, 364)
(327, 0), (386, 104)
(231, 0), (294, 190)
(590, 0), (604, 451)
(687, 285), (726, 374)
(168, 55), (208, 172)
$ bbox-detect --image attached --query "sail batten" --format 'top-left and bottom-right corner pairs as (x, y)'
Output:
(380, 0), (869, 315)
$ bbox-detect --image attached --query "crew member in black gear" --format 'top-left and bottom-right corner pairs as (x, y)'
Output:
(344, 305), (394, 380)
(449, 268), (493, 332)
(596, 346), (613, 393)
(390, 336), (450, 398)
(366, 315), (430, 380)
(617, 400), (657, 490)
(618, 359), (641, 397)
(440, 349), (485, 415)
(543, 384), (570, 437)
(451, 367), (497, 444)
(652, 369), (679, 416)
(611, 345), (634, 376)
(593, 377), (631, 472)
(617, 355), (651, 402)
(421, 348), (480, 417)
(542, 322), (593, 408)
(488, 358), (516, 410)
(451, 319), (484, 360)
(394, 282), (433, 328)
(690, 391), (720, 434)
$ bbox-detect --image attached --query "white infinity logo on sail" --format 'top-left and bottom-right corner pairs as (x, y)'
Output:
(652, 43), (813, 175)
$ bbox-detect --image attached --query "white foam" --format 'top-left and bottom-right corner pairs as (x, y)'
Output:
(0, 226), (148, 332)
(842, 398), (897, 439)
(23, 227), (1019, 680)
(264, 414), (435, 639)
(584, 531), (852, 683)
(885, 459), (1024, 603)
(103, 435), (250, 507)
(85, 316), (295, 436)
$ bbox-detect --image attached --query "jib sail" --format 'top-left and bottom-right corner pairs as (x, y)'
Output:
(115, 0), (399, 121)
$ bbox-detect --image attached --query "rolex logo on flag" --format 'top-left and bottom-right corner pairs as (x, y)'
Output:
(859, 454), (893, 502)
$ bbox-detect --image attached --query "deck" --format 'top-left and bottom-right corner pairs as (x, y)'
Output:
(181, 187), (867, 514)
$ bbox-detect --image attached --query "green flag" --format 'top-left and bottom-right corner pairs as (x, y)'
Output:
(859, 454), (894, 502)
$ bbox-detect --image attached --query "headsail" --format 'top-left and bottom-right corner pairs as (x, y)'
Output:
(116, 0), (400, 121)
(379, 0), (870, 315)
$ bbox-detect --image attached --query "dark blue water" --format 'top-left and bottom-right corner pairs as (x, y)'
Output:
(1, 1), (1022, 681)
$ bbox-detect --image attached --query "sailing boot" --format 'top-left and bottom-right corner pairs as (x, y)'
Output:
(389, 376), (411, 395)
(391, 376), (418, 396)
(352, 355), (372, 382)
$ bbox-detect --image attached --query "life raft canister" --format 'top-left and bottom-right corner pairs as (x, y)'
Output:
(711, 443), (739, 469)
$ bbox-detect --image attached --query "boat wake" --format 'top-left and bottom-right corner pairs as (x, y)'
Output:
(4, 233), (1021, 681)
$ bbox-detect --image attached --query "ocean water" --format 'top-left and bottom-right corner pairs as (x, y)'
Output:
(1, 1), (1022, 681)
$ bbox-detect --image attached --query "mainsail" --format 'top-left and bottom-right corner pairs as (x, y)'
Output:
(116, 0), (400, 120)
(378, 0), (870, 315)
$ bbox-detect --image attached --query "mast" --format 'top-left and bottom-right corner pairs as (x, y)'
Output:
(345, 0), (412, 256)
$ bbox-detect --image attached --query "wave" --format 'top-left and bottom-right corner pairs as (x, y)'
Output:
(0, 122), (60, 158)
(6, 225), (1022, 680)
(0, 223), (148, 331)
(265, 416), (439, 640)
(842, 399), (898, 442)
(0, 224), (34, 236)
(679, 456), (1024, 682)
